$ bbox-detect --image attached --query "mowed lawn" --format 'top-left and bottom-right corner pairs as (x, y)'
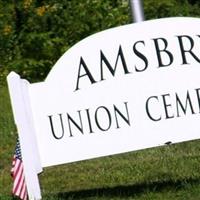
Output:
(1, 84), (200, 200)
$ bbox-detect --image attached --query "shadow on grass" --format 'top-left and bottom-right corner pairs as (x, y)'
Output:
(54, 178), (200, 199)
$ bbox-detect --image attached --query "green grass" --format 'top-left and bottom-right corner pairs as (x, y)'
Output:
(1, 84), (200, 200)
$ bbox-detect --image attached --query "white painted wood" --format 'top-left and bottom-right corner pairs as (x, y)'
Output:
(31, 18), (200, 167)
(7, 17), (200, 199)
(7, 72), (42, 200)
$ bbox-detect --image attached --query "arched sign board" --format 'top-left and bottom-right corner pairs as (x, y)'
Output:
(7, 17), (200, 199)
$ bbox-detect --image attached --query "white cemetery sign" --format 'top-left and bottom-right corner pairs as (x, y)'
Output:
(7, 17), (200, 199)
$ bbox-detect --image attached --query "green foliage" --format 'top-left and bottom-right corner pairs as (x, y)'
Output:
(0, 0), (200, 84)
(143, 0), (200, 19)
(0, 0), (130, 83)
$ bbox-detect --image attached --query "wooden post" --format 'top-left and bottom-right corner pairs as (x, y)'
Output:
(7, 72), (42, 200)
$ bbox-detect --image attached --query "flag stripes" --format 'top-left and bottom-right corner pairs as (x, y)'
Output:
(11, 140), (28, 200)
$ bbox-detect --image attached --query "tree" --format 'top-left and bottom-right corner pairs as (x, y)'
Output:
(0, 0), (200, 84)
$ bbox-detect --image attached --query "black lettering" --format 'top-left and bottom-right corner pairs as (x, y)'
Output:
(67, 111), (83, 137)
(100, 45), (130, 80)
(75, 57), (97, 91)
(177, 35), (200, 64)
(153, 38), (174, 67)
(133, 40), (148, 72)
(176, 91), (196, 117)
(195, 88), (200, 113)
(48, 114), (64, 139)
(146, 96), (161, 121)
(85, 108), (94, 133)
(95, 106), (112, 131)
(113, 102), (130, 128)
(162, 94), (174, 119)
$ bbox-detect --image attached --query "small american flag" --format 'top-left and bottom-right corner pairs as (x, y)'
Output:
(11, 139), (28, 200)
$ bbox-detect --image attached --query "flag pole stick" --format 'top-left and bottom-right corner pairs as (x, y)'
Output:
(130, 0), (145, 23)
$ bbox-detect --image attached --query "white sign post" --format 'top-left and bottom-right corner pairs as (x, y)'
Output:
(7, 73), (42, 199)
(7, 17), (200, 199)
